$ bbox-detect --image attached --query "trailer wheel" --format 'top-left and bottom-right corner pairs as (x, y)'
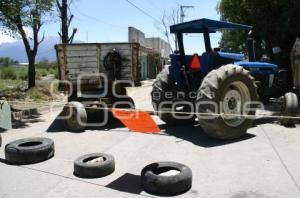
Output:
(196, 64), (258, 139)
(5, 138), (54, 165)
(280, 92), (298, 125)
(151, 66), (195, 125)
(141, 162), (192, 195)
(63, 102), (87, 132)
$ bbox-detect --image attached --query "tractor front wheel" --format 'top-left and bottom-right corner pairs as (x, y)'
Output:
(196, 64), (258, 139)
(151, 66), (195, 125)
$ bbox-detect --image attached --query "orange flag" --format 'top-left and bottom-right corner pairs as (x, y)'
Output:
(111, 109), (160, 133)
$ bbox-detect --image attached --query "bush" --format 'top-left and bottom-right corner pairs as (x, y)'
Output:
(0, 66), (17, 80)
(36, 68), (48, 77)
(48, 67), (59, 78)
(16, 67), (28, 80)
(36, 59), (57, 70)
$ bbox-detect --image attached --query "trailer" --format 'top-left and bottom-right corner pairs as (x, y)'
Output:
(55, 42), (161, 131)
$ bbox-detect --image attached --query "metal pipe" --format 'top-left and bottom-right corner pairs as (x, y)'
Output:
(203, 28), (212, 52)
(177, 33), (187, 67)
(247, 31), (256, 61)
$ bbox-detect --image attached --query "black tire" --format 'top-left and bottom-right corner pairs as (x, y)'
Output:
(141, 161), (192, 196)
(74, 153), (115, 178)
(5, 137), (55, 165)
(63, 101), (87, 132)
(196, 64), (258, 140)
(113, 97), (135, 109)
(280, 92), (298, 124)
(68, 91), (78, 102)
(151, 66), (195, 125)
(0, 134), (2, 147)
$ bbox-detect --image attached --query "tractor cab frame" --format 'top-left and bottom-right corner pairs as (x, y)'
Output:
(169, 18), (278, 92)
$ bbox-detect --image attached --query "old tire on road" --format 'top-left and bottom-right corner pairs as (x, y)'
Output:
(74, 153), (115, 178)
(63, 101), (87, 132)
(5, 137), (55, 165)
(141, 161), (192, 196)
(280, 92), (298, 125)
(151, 66), (195, 125)
(196, 64), (258, 140)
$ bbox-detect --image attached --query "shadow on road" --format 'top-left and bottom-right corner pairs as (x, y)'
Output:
(160, 123), (256, 148)
(46, 111), (124, 133)
(106, 173), (143, 195)
(46, 106), (300, 147)
(46, 110), (258, 147)
(0, 158), (9, 165)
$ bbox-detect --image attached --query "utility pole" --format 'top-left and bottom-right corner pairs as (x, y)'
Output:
(180, 5), (194, 23)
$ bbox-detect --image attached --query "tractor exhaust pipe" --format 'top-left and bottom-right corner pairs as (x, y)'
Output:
(247, 31), (256, 62)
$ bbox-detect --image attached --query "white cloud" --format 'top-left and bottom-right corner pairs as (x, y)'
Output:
(0, 30), (17, 44)
(0, 27), (33, 44)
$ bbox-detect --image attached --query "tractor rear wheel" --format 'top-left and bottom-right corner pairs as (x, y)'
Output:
(196, 64), (258, 139)
(151, 66), (195, 125)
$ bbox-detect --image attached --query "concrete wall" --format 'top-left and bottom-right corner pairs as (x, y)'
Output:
(128, 27), (171, 58)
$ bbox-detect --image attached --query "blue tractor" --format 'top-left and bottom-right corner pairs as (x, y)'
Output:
(151, 18), (298, 140)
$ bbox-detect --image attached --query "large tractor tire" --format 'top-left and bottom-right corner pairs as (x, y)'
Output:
(151, 66), (195, 125)
(196, 64), (258, 140)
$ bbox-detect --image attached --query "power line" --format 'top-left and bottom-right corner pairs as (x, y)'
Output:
(71, 4), (126, 29)
(140, 0), (163, 13)
(124, 0), (161, 24)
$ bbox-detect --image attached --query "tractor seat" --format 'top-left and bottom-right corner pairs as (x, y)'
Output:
(201, 52), (219, 74)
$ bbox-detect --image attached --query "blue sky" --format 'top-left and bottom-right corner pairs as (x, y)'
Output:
(1, 0), (222, 54)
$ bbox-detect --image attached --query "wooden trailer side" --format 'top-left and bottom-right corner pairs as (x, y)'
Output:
(55, 43), (142, 92)
(55, 44), (101, 91)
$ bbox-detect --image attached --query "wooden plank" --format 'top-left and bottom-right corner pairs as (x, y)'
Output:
(66, 56), (98, 63)
(67, 73), (101, 80)
(65, 45), (98, 51)
(65, 50), (98, 57)
(67, 68), (99, 74)
(67, 62), (99, 69)
(101, 44), (132, 51)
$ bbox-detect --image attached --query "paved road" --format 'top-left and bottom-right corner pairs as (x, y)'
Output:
(0, 83), (300, 198)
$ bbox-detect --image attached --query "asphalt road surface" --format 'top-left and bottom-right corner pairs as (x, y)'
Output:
(0, 82), (300, 198)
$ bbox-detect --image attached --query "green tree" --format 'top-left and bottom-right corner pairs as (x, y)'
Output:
(218, 0), (300, 67)
(0, 0), (54, 88)
(0, 57), (18, 67)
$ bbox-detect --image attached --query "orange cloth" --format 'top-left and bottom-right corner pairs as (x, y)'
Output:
(111, 109), (160, 133)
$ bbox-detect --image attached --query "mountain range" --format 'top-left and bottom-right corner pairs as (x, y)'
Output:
(0, 36), (82, 63)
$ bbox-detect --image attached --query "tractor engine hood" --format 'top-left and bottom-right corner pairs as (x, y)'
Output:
(235, 61), (278, 75)
(218, 52), (245, 61)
